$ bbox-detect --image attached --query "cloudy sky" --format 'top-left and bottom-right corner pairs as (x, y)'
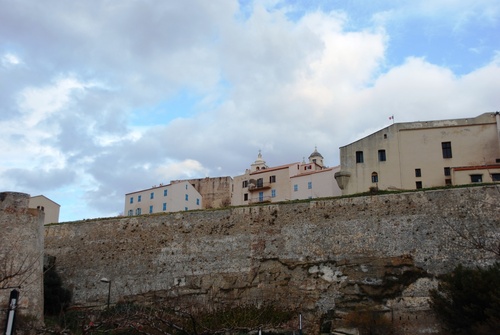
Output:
(1, 0), (499, 221)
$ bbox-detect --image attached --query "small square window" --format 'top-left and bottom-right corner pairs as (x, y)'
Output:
(378, 150), (386, 162)
(163, 203), (167, 211)
(492, 173), (500, 181)
(442, 142), (452, 158)
(257, 178), (264, 187)
(164, 189), (168, 196)
(271, 189), (276, 197)
(470, 174), (482, 183)
(242, 180), (248, 188)
(415, 168), (421, 177)
(371, 172), (378, 183)
(308, 181), (312, 189)
(416, 181), (422, 189)
(138, 195), (142, 202)
(356, 151), (364, 163)
(150, 192), (154, 199)
(270, 175), (276, 183)
(196, 198), (200, 205)
(445, 179), (452, 186)
(149, 205), (153, 214)
(294, 184), (298, 192)
(244, 193), (248, 201)
(444, 167), (451, 176)
(129, 197), (134, 204)
(185, 194), (189, 201)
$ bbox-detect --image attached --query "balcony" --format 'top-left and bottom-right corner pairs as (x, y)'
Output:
(248, 181), (272, 192)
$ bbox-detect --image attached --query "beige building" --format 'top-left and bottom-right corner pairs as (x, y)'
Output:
(335, 112), (500, 195)
(232, 149), (342, 206)
(29, 194), (60, 224)
(124, 180), (202, 216)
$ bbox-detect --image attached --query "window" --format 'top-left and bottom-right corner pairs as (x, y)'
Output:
(185, 194), (189, 201)
(416, 181), (422, 189)
(163, 203), (167, 211)
(256, 178), (264, 187)
(129, 197), (133, 204)
(185, 184), (188, 190)
(164, 189), (168, 196)
(135, 208), (141, 215)
(244, 193), (248, 201)
(470, 174), (483, 183)
(150, 192), (154, 199)
(271, 189), (276, 198)
(185, 207), (188, 211)
(444, 167), (451, 176)
(378, 150), (386, 162)
(371, 172), (378, 183)
(442, 142), (452, 158)
(242, 180), (248, 188)
(149, 205), (153, 214)
(492, 173), (500, 181)
(258, 191), (264, 202)
(138, 195), (142, 202)
(293, 184), (298, 192)
(308, 181), (312, 189)
(415, 169), (421, 177)
(269, 175), (276, 183)
(196, 198), (200, 205)
(445, 179), (452, 186)
(128, 210), (133, 216)
(356, 151), (364, 163)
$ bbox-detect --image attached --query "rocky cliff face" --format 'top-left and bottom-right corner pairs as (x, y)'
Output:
(44, 186), (500, 333)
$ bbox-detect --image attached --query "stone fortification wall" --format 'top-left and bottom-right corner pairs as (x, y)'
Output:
(45, 186), (499, 333)
(0, 192), (44, 326)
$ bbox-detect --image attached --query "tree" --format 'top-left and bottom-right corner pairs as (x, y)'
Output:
(430, 263), (500, 334)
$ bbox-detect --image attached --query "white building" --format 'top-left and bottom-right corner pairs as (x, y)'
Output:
(124, 180), (202, 216)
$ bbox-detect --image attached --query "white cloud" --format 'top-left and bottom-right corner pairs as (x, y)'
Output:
(1, 53), (21, 66)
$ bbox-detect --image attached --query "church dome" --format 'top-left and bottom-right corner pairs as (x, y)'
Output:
(309, 147), (323, 159)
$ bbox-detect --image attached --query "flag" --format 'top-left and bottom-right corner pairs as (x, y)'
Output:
(389, 115), (394, 120)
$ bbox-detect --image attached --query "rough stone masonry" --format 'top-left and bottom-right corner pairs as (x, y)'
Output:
(41, 185), (499, 333)
(0, 192), (44, 328)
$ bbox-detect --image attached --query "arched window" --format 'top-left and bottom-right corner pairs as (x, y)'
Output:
(371, 172), (378, 183)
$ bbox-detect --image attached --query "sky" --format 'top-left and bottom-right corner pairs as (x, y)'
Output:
(1, 0), (499, 222)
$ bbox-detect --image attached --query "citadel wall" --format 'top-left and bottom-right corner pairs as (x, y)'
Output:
(44, 186), (499, 333)
(0, 192), (44, 327)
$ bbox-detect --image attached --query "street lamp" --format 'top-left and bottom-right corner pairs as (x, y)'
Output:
(100, 277), (111, 309)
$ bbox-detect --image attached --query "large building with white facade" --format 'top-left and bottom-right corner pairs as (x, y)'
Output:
(335, 112), (500, 195)
(124, 180), (202, 216)
(231, 148), (342, 206)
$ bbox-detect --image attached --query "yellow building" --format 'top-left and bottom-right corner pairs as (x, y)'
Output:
(29, 195), (60, 224)
(231, 149), (341, 206)
(335, 112), (500, 195)
(124, 180), (202, 216)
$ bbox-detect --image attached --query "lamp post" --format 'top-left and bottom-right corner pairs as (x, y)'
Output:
(100, 277), (111, 309)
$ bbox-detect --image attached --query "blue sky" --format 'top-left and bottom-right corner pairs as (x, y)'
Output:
(1, 0), (499, 221)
